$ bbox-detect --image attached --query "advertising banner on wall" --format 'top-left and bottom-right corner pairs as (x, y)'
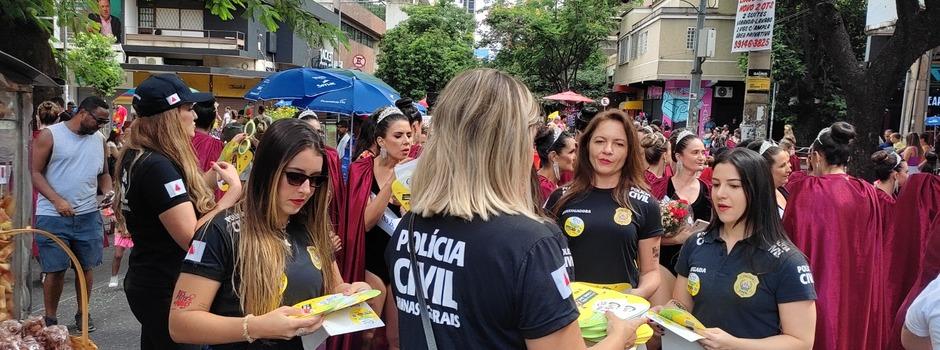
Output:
(731, 0), (776, 52)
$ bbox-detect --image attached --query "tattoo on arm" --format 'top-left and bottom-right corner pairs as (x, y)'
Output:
(652, 246), (661, 259)
(173, 290), (196, 310)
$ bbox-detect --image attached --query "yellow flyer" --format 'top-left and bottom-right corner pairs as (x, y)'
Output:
(292, 289), (381, 318)
(391, 160), (417, 211)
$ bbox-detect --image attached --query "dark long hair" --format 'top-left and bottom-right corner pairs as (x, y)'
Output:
(551, 110), (648, 216)
(707, 148), (795, 270)
(534, 126), (574, 167)
(235, 118), (337, 314)
(354, 106), (409, 159)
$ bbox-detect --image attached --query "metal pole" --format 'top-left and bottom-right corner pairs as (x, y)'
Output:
(687, 0), (706, 134)
(769, 82), (777, 139)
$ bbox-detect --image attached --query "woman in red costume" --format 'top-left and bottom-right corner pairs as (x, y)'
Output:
(340, 106), (412, 350)
(782, 121), (886, 350)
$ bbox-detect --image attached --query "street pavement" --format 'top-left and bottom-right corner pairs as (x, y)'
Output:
(27, 242), (142, 349)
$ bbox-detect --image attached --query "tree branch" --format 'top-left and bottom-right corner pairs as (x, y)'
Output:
(806, 1), (864, 87)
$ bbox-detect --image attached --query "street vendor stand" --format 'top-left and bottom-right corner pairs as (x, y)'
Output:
(0, 50), (60, 321)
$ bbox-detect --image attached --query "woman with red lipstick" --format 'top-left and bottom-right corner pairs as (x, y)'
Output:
(546, 110), (663, 298)
(168, 119), (370, 349)
(342, 106), (413, 349)
(746, 140), (792, 217)
(535, 125), (578, 203)
(667, 148), (817, 349)
(650, 129), (711, 275)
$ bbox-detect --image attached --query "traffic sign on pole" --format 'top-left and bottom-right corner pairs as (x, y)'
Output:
(353, 55), (366, 68)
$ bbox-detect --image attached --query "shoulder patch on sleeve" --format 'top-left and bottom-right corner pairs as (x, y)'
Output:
(551, 265), (572, 299)
(164, 179), (187, 198)
(185, 240), (206, 262)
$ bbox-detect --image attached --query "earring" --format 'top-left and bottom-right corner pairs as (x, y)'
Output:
(380, 147), (387, 159)
(552, 162), (560, 180)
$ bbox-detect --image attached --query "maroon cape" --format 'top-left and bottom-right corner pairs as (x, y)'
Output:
(782, 174), (885, 350)
(325, 146), (343, 234)
(884, 174), (940, 349)
(329, 155), (374, 350)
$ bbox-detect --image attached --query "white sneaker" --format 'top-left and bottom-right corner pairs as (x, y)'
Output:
(108, 276), (119, 288)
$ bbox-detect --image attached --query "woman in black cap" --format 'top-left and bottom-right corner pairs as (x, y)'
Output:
(114, 73), (243, 349)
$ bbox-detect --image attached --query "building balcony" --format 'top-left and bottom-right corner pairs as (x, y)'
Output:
(124, 27), (246, 51)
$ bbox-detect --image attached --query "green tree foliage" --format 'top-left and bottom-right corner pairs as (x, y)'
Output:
(483, 0), (620, 96)
(375, 2), (477, 99)
(58, 32), (124, 96)
(207, 0), (347, 48)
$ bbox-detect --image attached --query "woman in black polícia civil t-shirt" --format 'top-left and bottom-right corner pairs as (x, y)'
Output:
(115, 74), (242, 350)
(168, 119), (370, 348)
(547, 111), (663, 299)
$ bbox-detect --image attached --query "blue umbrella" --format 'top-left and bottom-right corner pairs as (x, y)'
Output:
(244, 68), (351, 101)
(291, 69), (402, 116)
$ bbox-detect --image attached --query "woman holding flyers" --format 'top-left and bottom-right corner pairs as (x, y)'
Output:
(386, 68), (646, 350)
(668, 148), (817, 349)
(545, 110), (663, 298)
(168, 119), (370, 348)
(342, 106), (413, 349)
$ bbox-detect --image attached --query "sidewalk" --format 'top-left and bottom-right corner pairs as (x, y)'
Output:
(27, 243), (142, 349)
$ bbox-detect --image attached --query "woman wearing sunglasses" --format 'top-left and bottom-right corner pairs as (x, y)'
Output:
(169, 119), (370, 348)
(114, 74), (243, 349)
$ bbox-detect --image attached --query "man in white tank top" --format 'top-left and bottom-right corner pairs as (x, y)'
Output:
(31, 96), (112, 332)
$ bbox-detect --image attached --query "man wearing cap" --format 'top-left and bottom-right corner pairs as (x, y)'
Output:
(117, 74), (240, 349)
(31, 96), (112, 331)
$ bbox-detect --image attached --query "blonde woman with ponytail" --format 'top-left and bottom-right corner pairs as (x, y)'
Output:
(169, 118), (370, 349)
(114, 74), (242, 350)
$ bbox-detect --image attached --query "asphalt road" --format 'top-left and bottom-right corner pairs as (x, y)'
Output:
(27, 243), (142, 349)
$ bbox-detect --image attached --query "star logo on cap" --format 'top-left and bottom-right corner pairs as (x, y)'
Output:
(166, 93), (181, 105)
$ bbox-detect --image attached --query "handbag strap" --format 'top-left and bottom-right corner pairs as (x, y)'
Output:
(406, 214), (438, 350)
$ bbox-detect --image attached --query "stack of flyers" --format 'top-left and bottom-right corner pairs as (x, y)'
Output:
(292, 289), (382, 318)
(571, 282), (654, 344)
(391, 161), (417, 211)
(656, 307), (705, 331)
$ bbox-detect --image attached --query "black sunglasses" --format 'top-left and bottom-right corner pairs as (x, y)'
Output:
(284, 171), (328, 188)
(86, 113), (109, 126)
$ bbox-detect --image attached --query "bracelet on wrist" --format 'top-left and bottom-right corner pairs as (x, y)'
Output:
(242, 314), (255, 343)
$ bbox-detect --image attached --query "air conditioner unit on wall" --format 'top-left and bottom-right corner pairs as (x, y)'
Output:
(128, 56), (147, 64)
(145, 57), (164, 65)
(715, 86), (733, 98)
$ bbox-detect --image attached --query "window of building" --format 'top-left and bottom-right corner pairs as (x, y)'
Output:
(618, 35), (630, 64)
(686, 27), (696, 50)
(155, 8), (179, 29)
(629, 34), (638, 61)
(341, 22), (377, 48)
(139, 7), (155, 28)
(638, 31), (648, 56)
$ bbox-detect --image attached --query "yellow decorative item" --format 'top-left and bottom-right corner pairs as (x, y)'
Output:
(733, 272), (759, 298)
(687, 272), (701, 296)
(391, 161), (417, 212)
(564, 217), (585, 237)
(613, 207), (633, 226)
(547, 111), (560, 121)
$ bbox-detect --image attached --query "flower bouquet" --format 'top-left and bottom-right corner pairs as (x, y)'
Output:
(661, 199), (691, 238)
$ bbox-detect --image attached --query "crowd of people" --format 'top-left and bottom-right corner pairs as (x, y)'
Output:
(23, 68), (940, 350)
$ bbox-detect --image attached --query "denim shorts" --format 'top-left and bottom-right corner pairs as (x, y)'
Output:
(35, 212), (104, 273)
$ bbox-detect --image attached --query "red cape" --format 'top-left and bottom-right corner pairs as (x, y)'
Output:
(782, 174), (886, 350)
(537, 174), (557, 205)
(325, 146), (343, 234)
(338, 156), (373, 283)
(884, 174), (940, 349)
(330, 155), (373, 350)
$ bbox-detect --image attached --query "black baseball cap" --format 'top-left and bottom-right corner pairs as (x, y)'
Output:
(133, 74), (213, 117)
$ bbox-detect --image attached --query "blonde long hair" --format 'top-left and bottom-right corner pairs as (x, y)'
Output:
(410, 68), (543, 221)
(236, 119), (337, 315)
(113, 107), (215, 233)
